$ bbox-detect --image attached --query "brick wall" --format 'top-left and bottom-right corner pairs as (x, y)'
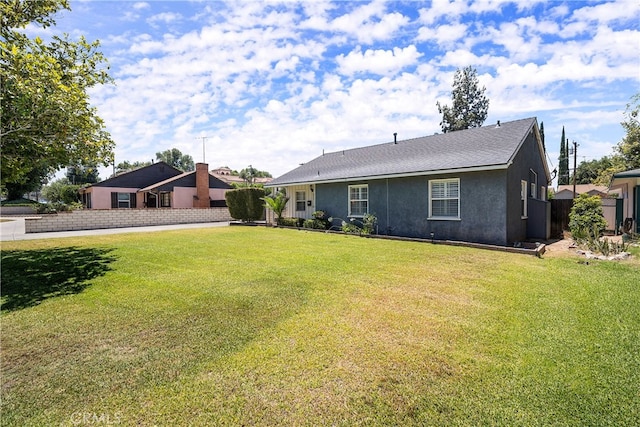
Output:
(25, 208), (232, 233)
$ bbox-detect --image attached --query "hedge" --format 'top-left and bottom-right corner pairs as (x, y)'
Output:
(225, 187), (266, 222)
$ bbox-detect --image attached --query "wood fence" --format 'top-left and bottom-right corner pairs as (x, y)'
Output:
(550, 199), (573, 238)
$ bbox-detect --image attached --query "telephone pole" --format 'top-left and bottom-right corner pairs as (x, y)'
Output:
(570, 140), (579, 198)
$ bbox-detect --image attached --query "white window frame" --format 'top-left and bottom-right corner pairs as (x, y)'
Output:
(295, 191), (306, 211)
(348, 184), (368, 217)
(521, 180), (528, 219)
(540, 186), (547, 201)
(428, 178), (460, 220)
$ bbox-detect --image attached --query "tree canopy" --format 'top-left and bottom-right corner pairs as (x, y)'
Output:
(578, 93), (640, 186)
(114, 160), (152, 175)
(1, 0), (115, 198)
(572, 156), (618, 185)
(616, 93), (640, 170)
(155, 148), (194, 172)
(436, 66), (489, 133)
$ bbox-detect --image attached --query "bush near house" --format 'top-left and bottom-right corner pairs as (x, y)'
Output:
(303, 210), (331, 230)
(280, 217), (303, 227)
(569, 194), (607, 240)
(225, 187), (265, 222)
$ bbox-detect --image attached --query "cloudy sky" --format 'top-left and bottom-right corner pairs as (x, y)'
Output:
(37, 0), (640, 182)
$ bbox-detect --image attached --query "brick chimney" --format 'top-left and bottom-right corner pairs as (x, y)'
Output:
(195, 163), (210, 208)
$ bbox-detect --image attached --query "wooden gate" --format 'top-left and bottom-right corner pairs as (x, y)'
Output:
(550, 199), (573, 238)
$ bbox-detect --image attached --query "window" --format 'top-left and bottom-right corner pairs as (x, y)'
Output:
(429, 178), (460, 219)
(111, 192), (136, 209)
(529, 169), (538, 198)
(521, 180), (528, 218)
(295, 191), (306, 211)
(118, 192), (131, 208)
(349, 184), (368, 217)
(160, 192), (171, 207)
(540, 186), (547, 201)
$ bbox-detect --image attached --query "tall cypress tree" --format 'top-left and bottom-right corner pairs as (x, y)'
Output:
(558, 127), (569, 185)
(540, 121), (546, 151)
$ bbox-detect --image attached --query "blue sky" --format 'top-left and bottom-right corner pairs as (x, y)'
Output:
(33, 0), (640, 183)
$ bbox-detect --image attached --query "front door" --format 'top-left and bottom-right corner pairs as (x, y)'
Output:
(147, 193), (157, 208)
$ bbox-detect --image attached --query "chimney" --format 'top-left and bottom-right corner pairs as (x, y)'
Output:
(393, 132), (397, 144)
(195, 163), (210, 208)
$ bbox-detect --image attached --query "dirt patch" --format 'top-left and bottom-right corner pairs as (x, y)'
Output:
(543, 238), (580, 258)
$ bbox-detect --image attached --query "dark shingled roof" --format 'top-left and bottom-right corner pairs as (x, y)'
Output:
(92, 161), (183, 188)
(269, 117), (539, 186)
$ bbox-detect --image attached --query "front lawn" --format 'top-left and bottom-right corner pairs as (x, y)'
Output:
(1, 227), (638, 426)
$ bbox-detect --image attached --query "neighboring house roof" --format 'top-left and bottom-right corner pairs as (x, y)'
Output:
(91, 161), (183, 189)
(211, 173), (273, 185)
(612, 168), (640, 179)
(268, 117), (546, 186)
(139, 171), (232, 192)
(556, 184), (608, 196)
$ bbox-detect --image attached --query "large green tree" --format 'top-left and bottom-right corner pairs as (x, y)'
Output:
(590, 93), (640, 185)
(1, 0), (115, 198)
(155, 148), (194, 172)
(616, 93), (640, 169)
(573, 156), (616, 185)
(436, 66), (489, 133)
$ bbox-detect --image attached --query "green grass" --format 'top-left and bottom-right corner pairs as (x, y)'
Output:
(1, 227), (639, 426)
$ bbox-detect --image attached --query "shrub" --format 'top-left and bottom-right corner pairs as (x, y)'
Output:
(225, 188), (266, 222)
(569, 194), (607, 239)
(576, 225), (630, 256)
(338, 213), (378, 235)
(42, 178), (81, 205)
(302, 211), (331, 230)
(280, 217), (303, 227)
(35, 201), (83, 214)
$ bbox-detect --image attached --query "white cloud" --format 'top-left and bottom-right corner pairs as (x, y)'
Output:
(571, 0), (640, 24)
(336, 45), (422, 76)
(326, 2), (409, 43)
(147, 12), (183, 27)
(55, 0), (636, 179)
(418, 0), (467, 25)
(416, 22), (468, 47)
(132, 2), (149, 11)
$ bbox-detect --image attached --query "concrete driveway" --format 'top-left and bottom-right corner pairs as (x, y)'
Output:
(0, 216), (229, 241)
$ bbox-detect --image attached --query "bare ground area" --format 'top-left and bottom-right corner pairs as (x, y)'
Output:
(543, 234), (626, 259)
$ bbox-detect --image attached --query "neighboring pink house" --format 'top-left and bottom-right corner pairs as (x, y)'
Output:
(80, 162), (231, 209)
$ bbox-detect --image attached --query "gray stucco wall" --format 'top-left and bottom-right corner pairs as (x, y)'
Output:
(506, 128), (550, 242)
(315, 170), (511, 245)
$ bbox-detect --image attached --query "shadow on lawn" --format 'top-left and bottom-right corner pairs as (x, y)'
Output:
(1, 247), (117, 312)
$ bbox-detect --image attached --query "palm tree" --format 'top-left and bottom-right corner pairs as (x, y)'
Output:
(262, 190), (289, 225)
